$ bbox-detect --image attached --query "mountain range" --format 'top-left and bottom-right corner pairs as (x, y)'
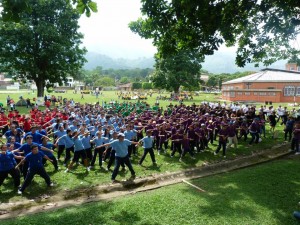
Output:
(84, 51), (287, 74)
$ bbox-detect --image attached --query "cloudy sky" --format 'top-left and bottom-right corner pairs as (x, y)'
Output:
(78, 0), (157, 59)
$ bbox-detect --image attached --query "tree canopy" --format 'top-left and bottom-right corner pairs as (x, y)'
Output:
(151, 51), (202, 93)
(129, 0), (300, 67)
(0, 0), (97, 21)
(0, 0), (87, 97)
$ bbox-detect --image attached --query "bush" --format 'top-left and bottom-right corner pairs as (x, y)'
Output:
(47, 87), (54, 93)
(142, 82), (152, 90)
(132, 82), (142, 89)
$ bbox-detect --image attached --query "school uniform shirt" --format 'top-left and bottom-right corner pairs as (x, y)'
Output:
(109, 139), (132, 157)
(19, 142), (40, 156)
(24, 132), (44, 144)
(182, 139), (190, 150)
(92, 136), (107, 147)
(73, 137), (85, 152)
(4, 128), (23, 140)
(7, 142), (21, 149)
(39, 142), (54, 157)
(0, 152), (16, 171)
(227, 126), (236, 137)
(25, 151), (45, 169)
(60, 135), (74, 149)
(141, 136), (154, 149)
(218, 129), (228, 143)
(54, 130), (67, 145)
(124, 130), (135, 140)
(81, 135), (91, 149)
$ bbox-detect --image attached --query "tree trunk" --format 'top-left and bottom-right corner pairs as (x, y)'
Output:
(35, 79), (45, 97)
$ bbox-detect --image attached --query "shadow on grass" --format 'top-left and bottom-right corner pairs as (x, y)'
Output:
(181, 158), (300, 225)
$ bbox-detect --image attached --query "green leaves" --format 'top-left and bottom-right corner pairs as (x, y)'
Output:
(131, 0), (300, 68)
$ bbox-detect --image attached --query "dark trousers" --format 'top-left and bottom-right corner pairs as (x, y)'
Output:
(91, 146), (105, 167)
(107, 150), (125, 169)
(20, 167), (51, 192)
(249, 132), (259, 145)
(291, 138), (299, 152)
(127, 144), (136, 157)
(171, 143), (182, 157)
(238, 130), (248, 141)
(112, 155), (135, 180)
(181, 148), (194, 158)
(57, 145), (65, 160)
(64, 146), (74, 164)
(85, 148), (93, 161)
(208, 132), (214, 144)
(285, 129), (293, 141)
(42, 155), (58, 170)
(215, 141), (226, 156)
(22, 161), (29, 179)
(0, 168), (20, 187)
(139, 148), (156, 165)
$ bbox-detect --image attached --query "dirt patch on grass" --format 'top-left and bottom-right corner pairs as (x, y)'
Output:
(0, 142), (292, 219)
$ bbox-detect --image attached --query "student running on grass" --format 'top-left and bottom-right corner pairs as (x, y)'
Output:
(16, 144), (54, 194)
(101, 133), (139, 183)
(138, 130), (156, 166)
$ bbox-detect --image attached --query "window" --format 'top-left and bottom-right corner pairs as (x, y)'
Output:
(268, 92), (276, 96)
(296, 87), (300, 96)
(244, 92), (250, 96)
(237, 92), (243, 95)
(254, 92), (258, 96)
(230, 91), (235, 97)
(284, 86), (295, 96)
(259, 92), (266, 96)
(290, 67), (295, 71)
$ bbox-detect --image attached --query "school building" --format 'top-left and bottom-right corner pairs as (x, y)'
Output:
(221, 68), (300, 103)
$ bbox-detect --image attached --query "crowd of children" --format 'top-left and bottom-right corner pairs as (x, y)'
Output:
(0, 101), (298, 194)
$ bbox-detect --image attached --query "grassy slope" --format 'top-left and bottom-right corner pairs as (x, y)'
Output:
(2, 157), (300, 225)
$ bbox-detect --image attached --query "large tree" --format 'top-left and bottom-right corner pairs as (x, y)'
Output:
(0, 0), (97, 21)
(0, 0), (87, 97)
(129, 1), (300, 67)
(151, 51), (202, 93)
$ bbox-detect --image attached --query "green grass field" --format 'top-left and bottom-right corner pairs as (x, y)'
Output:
(0, 90), (291, 202)
(2, 157), (300, 225)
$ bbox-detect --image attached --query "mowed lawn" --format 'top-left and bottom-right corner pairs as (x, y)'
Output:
(2, 157), (300, 225)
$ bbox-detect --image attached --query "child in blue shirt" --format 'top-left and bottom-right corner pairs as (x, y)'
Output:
(138, 130), (156, 166)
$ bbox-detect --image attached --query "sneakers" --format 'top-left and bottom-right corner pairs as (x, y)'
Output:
(64, 168), (69, 173)
(179, 158), (182, 162)
(86, 167), (90, 172)
(191, 156), (196, 160)
(295, 152), (300, 155)
(214, 152), (217, 155)
(130, 174), (136, 180)
(223, 155), (226, 158)
(158, 151), (160, 155)
(49, 182), (54, 187)
(17, 189), (22, 195)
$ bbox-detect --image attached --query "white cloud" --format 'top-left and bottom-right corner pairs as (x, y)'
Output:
(78, 0), (156, 59)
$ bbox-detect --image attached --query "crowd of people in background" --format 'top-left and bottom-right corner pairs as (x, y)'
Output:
(0, 99), (299, 194)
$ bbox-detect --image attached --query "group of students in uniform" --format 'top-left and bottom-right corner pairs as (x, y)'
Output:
(0, 100), (299, 194)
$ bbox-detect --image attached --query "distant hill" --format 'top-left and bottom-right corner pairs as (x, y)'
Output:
(202, 51), (287, 74)
(84, 51), (287, 73)
(84, 52), (155, 70)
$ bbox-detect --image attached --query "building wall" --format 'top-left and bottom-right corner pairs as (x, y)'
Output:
(286, 63), (299, 71)
(222, 81), (300, 103)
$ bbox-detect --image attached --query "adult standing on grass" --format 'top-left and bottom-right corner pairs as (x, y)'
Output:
(16, 144), (54, 194)
(101, 133), (139, 183)
(0, 144), (22, 189)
